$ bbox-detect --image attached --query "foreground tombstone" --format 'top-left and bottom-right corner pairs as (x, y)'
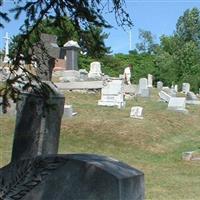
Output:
(11, 82), (65, 162)
(0, 154), (144, 200)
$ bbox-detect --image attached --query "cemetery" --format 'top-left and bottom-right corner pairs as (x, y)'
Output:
(1, 1), (200, 200)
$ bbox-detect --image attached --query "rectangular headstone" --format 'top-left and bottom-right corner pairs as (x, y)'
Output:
(168, 97), (188, 113)
(147, 74), (153, 88)
(157, 81), (163, 91)
(182, 83), (190, 93)
(130, 106), (144, 119)
(138, 78), (150, 97)
(98, 79), (125, 109)
(11, 82), (65, 162)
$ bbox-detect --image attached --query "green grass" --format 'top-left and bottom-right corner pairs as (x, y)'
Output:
(1, 89), (200, 199)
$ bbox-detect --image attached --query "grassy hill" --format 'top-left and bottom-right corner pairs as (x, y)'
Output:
(1, 89), (200, 199)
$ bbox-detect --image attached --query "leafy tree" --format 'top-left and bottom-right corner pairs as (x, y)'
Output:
(136, 29), (157, 54)
(10, 17), (110, 60)
(176, 8), (200, 43)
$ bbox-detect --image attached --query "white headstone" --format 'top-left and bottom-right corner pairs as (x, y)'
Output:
(98, 79), (125, 109)
(174, 85), (178, 92)
(168, 97), (188, 113)
(182, 83), (190, 93)
(159, 90), (171, 103)
(130, 106), (144, 119)
(157, 81), (163, 91)
(138, 78), (149, 97)
(123, 66), (131, 85)
(186, 91), (200, 105)
(88, 62), (102, 79)
(147, 74), (153, 88)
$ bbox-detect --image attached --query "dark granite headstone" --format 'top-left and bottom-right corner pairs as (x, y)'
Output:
(63, 41), (80, 70)
(0, 154), (145, 200)
(11, 82), (65, 162)
(32, 34), (60, 81)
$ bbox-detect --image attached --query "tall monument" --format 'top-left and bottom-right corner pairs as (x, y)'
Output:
(3, 32), (10, 63)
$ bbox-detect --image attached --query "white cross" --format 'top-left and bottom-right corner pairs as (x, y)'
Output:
(3, 32), (10, 63)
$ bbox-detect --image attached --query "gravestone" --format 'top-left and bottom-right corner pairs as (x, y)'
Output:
(11, 82), (65, 162)
(147, 74), (153, 88)
(182, 83), (190, 93)
(138, 78), (150, 97)
(98, 79), (125, 109)
(186, 91), (200, 105)
(130, 106), (144, 119)
(174, 84), (178, 92)
(159, 90), (171, 103)
(79, 69), (88, 81)
(32, 33), (60, 81)
(88, 61), (102, 79)
(63, 40), (80, 70)
(63, 104), (77, 118)
(167, 97), (188, 113)
(0, 154), (144, 200)
(157, 81), (163, 91)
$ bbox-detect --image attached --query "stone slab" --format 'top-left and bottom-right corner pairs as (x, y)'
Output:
(168, 97), (188, 113)
(55, 81), (104, 90)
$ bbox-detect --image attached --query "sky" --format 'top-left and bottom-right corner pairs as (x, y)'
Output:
(0, 0), (200, 54)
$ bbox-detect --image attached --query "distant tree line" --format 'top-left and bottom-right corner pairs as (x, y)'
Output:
(79, 7), (200, 92)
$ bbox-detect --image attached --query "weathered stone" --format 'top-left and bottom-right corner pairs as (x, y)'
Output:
(182, 83), (190, 93)
(63, 40), (80, 70)
(130, 106), (144, 119)
(147, 74), (153, 88)
(159, 90), (171, 103)
(186, 91), (200, 105)
(55, 81), (104, 90)
(138, 78), (150, 97)
(63, 105), (73, 118)
(168, 97), (188, 113)
(157, 81), (163, 91)
(11, 82), (65, 162)
(32, 33), (60, 81)
(98, 79), (125, 109)
(88, 62), (102, 79)
(0, 154), (145, 200)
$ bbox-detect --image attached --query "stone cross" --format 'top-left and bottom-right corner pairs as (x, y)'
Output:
(3, 32), (10, 63)
(32, 33), (60, 81)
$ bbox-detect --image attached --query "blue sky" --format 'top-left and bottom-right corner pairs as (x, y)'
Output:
(0, 0), (200, 54)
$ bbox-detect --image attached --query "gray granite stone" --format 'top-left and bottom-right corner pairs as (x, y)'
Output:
(32, 33), (60, 81)
(0, 154), (144, 200)
(11, 82), (65, 162)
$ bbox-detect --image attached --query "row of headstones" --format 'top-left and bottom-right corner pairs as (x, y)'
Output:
(58, 61), (104, 82)
(158, 82), (200, 114)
